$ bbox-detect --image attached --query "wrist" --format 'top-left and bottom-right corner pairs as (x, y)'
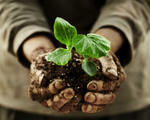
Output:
(95, 27), (124, 53)
(23, 35), (55, 62)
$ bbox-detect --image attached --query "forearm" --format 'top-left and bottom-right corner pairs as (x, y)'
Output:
(0, 0), (54, 67)
(91, 0), (150, 66)
(0, 0), (56, 68)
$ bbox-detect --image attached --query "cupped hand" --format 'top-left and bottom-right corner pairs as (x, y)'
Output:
(29, 53), (81, 113)
(82, 52), (125, 113)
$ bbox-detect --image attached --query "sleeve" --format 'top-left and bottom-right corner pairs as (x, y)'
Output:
(91, 0), (150, 66)
(0, 0), (52, 66)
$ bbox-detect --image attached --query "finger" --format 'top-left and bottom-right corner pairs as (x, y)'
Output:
(30, 78), (66, 98)
(29, 85), (51, 101)
(48, 79), (66, 94)
(46, 99), (53, 108)
(112, 53), (126, 83)
(59, 94), (81, 113)
(82, 103), (105, 113)
(30, 67), (45, 87)
(119, 65), (126, 83)
(41, 100), (49, 107)
(84, 92), (116, 105)
(87, 80), (116, 91)
(98, 52), (118, 79)
(31, 47), (52, 61)
(48, 88), (75, 111)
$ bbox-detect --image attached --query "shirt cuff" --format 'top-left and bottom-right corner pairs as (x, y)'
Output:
(91, 16), (134, 66)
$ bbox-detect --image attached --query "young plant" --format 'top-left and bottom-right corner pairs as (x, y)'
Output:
(45, 17), (110, 76)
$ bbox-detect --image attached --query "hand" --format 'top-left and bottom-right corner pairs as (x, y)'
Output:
(82, 52), (125, 113)
(29, 53), (81, 113)
(23, 35), (81, 113)
(81, 27), (125, 113)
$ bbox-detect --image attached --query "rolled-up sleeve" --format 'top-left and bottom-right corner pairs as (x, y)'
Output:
(0, 0), (51, 63)
(91, 0), (150, 66)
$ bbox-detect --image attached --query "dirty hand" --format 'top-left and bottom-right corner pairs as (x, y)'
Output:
(82, 52), (125, 113)
(82, 27), (125, 113)
(23, 35), (80, 113)
(29, 53), (81, 113)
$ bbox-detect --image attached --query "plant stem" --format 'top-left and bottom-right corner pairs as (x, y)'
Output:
(83, 55), (88, 62)
(67, 45), (72, 51)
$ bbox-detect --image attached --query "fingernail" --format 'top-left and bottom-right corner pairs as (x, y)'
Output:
(46, 99), (52, 107)
(87, 82), (97, 90)
(107, 69), (118, 77)
(48, 84), (57, 94)
(85, 92), (96, 103)
(32, 87), (38, 94)
(53, 95), (60, 102)
(63, 88), (74, 99)
(55, 80), (65, 89)
(86, 104), (93, 112)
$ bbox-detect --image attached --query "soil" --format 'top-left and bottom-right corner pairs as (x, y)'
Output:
(29, 50), (125, 112)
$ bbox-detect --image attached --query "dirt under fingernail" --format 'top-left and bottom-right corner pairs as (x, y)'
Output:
(63, 89), (74, 99)
(55, 80), (65, 89)
(88, 82), (97, 90)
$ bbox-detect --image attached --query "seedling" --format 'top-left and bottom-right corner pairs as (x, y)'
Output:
(45, 17), (110, 76)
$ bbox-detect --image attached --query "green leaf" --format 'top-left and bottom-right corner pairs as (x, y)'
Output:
(72, 33), (110, 58)
(45, 48), (71, 66)
(82, 60), (97, 76)
(54, 17), (77, 46)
